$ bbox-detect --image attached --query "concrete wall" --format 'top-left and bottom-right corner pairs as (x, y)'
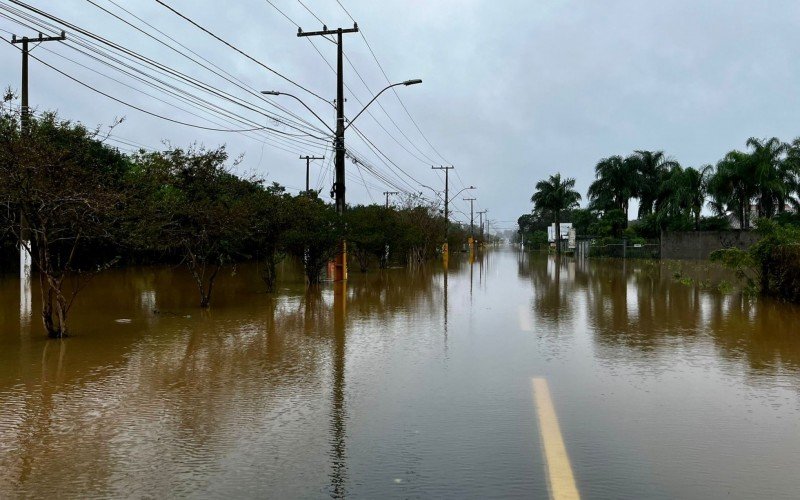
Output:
(660, 231), (760, 260)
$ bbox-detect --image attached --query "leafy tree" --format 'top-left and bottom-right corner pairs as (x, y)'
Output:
(747, 137), (793, 217)
(587, 155), (636, 223)
(128, 146), (253, 307)
(708, 150), (757, 229)
(711, 219), (800, 301)
(531, 173), (582, 254)
(346, 204), (400, 272)
(627, 150), (679, 218)
(248, 182), (293, 292)
(283, 194), (342, 284)
(655, 165), (711, 230)
(0, 111), (128, 337)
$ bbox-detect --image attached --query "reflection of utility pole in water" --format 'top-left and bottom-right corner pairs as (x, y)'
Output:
(329, 282), (348, 497)
(443, 265), (449, 350)
(478, 248), (484, 288)
(20, 265), (32, 327)
(469, 255), (474, 303)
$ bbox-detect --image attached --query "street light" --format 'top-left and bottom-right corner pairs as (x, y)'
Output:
(263, 79), (422, 282)
(260, 90), (335, 135)
(344, 79), (422, 130)
(452, 185), (476, 202)
(262, 80), (422, 209)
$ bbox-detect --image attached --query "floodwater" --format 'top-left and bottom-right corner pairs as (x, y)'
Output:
(1, 249), (800, 499)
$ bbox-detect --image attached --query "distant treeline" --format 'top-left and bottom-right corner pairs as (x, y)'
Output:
(520, 143), (800, 248)
(0, 111), (476, 337)
(521, 144), (800, 302)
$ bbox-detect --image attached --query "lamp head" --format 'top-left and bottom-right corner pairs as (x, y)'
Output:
(261, 90), (281, 96)
(403, 79), (423, 86)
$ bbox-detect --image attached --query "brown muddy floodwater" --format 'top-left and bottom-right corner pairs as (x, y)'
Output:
(2, 248), (800, 499)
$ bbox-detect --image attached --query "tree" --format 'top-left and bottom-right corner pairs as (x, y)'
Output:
(283, 194), (342, 284)
(627, 150), (679, 218)
(782, 138), (800, 212)
(587, 155), (637, 224)
(655, 165), (711, 230)
(346, 204), (400, 272)
(531, 173), (582, 254)
(747, 137), (791, 217)
(708, 150), (757, 229)
(128, 146), (253, 307)
(248, 182), (292, 292)
(0, 111), (128, 337)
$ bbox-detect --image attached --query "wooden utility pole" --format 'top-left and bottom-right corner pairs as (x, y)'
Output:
(12, 31), (66, 132)
(11, 31), (66, 282)
(477, 209), (488, 242)
(298, 24), (358, 282)
(299, 155), (324, 192)
(383, 191), (398, 208)
(432, 165), (454, 244)
(463, 198), (476, 238)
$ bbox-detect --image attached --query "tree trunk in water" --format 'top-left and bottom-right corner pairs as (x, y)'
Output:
(54, 291), (69, 337)
(261, 247), (278, 293)
(39, 270), (57, 337)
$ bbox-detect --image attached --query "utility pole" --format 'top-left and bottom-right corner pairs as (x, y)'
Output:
(432, 165), (454, 244)
(11, 31), (66, 286)
(383, 191), (398, 208)
(463, 198), (476, 238)
(298, 24), (358, 282)
(298, 24), (358, 216)
(477, 210), (487, 242)
(299, 155), (324, 192)
(12, 31), (66, 132)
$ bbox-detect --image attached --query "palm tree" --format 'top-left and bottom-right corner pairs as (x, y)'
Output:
(747, 137), (790, 217)
(707, 150), (756, 229)
(531, 173), (582, 254)
(587, 155), (637, 224)
(627, 150), (679, 218)
(783, 138), (800, 211)
(655, 165), (711, 230)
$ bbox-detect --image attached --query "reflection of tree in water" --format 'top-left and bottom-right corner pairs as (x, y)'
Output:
(0, 261), (450, 497)
(577, 259), (800, 378)
(522, 255), (577, 327)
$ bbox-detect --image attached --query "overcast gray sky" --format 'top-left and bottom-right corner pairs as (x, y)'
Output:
(2, 0), (800, 231)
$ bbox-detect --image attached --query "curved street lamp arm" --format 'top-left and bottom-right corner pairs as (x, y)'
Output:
(450, 186), (476, 202)
(344, 79), (421, 131)
(261, 91), (335, 135)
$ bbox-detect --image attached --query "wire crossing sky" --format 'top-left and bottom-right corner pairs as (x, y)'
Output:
(2, 0), (800, 228)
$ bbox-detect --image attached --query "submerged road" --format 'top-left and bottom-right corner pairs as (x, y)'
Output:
(1, 247), (800, 498)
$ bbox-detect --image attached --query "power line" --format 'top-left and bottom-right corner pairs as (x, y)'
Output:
(94, 0), (330, 135)
(0, 4), (332, 154)
(0, 36), (290, 134)
(335, 0), (452, 165)
(0, 2), (330, 140)
(153, 0), (330, 104)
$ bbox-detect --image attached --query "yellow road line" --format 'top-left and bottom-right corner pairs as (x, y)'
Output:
(532, 377), (580, 500)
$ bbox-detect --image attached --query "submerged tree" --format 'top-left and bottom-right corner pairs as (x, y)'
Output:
(248, 182), (293, 292)
(0, 111), (128, 337)
(346, 204), (400, 272)
(283, 194), (342, 285)
(128, 146), (253, 308)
